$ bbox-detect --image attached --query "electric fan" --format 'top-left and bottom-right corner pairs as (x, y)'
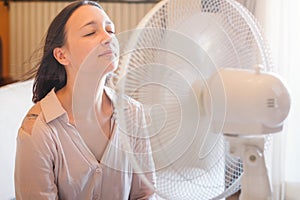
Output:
(73, 0), (290, 199)
(109, 0), (291, 199)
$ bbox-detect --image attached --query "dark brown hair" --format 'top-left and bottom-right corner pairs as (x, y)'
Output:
(32, 0), (102, 103)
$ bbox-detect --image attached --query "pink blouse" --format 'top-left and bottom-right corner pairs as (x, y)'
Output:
(14, 87), (156, 200)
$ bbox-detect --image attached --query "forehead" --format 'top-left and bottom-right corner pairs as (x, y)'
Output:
(66, 5), (111, 30)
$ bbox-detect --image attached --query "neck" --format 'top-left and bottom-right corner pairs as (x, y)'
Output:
(56, 81), (74, 123)
(56, 77), (113, 125)
(99, 89), (113, 118)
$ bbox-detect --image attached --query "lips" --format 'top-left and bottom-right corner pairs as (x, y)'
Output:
(98, 50), (115, 57)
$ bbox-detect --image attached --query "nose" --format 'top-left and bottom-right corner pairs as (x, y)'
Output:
(101, 31), (113, 46)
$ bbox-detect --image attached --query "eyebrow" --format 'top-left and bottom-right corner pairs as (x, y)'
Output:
(80, 20), (97, 29)
(80, 20), (113, 29)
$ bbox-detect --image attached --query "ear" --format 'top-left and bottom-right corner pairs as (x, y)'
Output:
(53, 47), (70, 66)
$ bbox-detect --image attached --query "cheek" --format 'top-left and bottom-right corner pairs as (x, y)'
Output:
(69, 45), (95, 69)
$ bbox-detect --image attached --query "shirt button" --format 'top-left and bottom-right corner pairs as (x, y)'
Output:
(95, 168), (102, 173)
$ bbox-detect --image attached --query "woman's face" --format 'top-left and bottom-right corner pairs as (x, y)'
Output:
(60, 5), (118, 75)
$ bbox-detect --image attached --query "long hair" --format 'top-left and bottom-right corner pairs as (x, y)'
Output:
(32, 0), (102, 103)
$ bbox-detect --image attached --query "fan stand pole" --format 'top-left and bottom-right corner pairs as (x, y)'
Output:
(225, 135), (273, 200)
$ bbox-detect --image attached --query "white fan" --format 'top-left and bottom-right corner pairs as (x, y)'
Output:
(113, 0), (291, 199)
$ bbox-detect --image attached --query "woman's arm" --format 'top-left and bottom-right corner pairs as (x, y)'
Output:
(15, 109), (58, 200)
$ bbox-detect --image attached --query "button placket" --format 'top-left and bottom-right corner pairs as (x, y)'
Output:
(93, 194), (99, 200)
(95, 167), (102, 173)
(93, 165), (102, 200)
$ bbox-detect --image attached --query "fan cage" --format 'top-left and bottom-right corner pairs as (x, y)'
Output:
(114, 0), (274, 199)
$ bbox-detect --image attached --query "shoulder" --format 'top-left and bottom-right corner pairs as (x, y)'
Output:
(20, 102), (42, 135)
(120, 95), (150, 127)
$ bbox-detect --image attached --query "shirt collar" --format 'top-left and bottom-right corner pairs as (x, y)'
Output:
(40, 87), (118, 124)
(40, 89), (66, 123)
(104, 86), (133, 114)
(104, 86), (117, 106)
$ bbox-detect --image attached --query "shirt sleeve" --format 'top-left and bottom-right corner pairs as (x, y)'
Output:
(14, 121), (58, 200)
(129, 105), (157, 200)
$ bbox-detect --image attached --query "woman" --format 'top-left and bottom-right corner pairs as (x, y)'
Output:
(14, 1), (156, 199)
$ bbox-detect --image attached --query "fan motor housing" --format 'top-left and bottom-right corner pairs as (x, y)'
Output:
(203, 67), (291, 135)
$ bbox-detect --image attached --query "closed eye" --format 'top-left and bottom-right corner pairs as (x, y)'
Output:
(107, 30), (115, 34)
(106, 23), (115, 35)
(84, 32), (96, 37)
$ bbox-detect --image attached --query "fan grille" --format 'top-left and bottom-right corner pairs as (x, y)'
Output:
(114, 0), (273, 199)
